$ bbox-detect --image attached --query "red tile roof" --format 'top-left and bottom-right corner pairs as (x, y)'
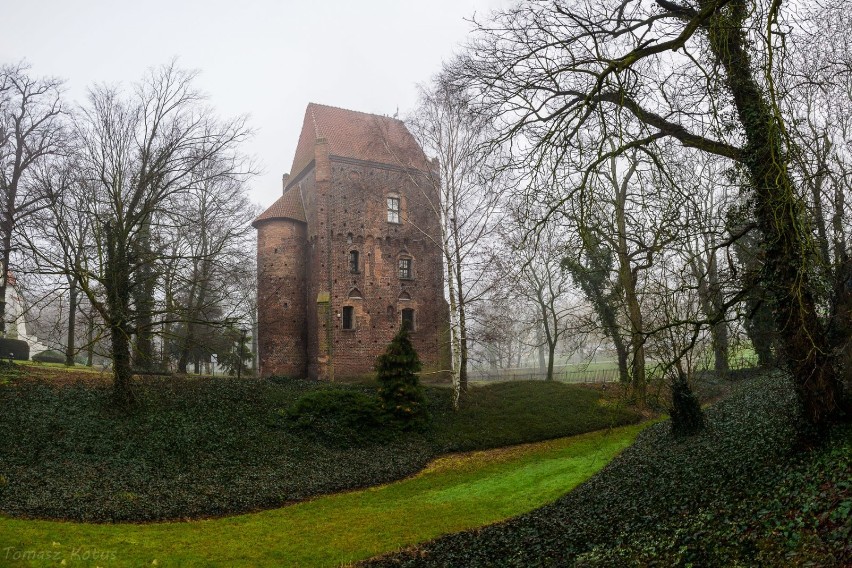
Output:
(252, 187), (306, 225)
(289, 103), (430, 180)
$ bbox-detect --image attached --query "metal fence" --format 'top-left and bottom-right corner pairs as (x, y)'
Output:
(469, 365), (620, 384)
(469, 356), (759, 385)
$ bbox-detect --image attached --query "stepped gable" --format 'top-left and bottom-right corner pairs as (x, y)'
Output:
(288, 103), (430, 183)
(252, 187), (306, 226)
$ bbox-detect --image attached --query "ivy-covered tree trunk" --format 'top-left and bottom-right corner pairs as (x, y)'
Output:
(706, 0), (841, 426)
(65, 277), (78, 366)
(105, 223), (135, 409)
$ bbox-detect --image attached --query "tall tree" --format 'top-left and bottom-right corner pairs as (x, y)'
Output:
(26, 152), (94, 366)
(458, 0), (848, 426)
(0, 63), (65, 336)
(407, 75), (503, 407)
(500, 220), (577, 381)
(68, 62), (252, 408)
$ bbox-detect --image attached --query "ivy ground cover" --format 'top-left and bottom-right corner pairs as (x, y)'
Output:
(0, 423), (647, 567)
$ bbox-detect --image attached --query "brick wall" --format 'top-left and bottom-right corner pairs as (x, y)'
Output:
(256, 217), (308, 377)
(257, 139), (451, 382)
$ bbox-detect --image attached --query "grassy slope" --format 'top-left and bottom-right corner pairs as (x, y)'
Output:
(365, 374), (851, 567)
(0, 423), (648, 567)
(0, 370), (640, 522)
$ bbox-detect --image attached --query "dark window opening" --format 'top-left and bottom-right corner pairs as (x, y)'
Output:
(398, 258), (412, 279)
(401, 308), (415, 331)
(387, 196), (400, 223)
(342, 306), (355, 330)
(349, 250), (359, 273)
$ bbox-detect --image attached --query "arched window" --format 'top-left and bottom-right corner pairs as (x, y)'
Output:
(398, 291), (411, 301)
(348, 287), (363, 299)
(349, 250), (359, 273)
(387, 305), (396, 320)
(401, 308), (415, 331)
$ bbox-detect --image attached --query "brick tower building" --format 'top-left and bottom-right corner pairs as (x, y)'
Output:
(253, 103), (449, 380)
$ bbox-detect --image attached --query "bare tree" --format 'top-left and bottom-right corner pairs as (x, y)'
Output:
(406, 74), (504, 407)
(500, 219), (577, 381)
(167, 161), (256, 374)
(457, 0), (848, 426)
(0, 62), (66, 336)
(25, 152), (94, 366)
(66, 62), (252, 408)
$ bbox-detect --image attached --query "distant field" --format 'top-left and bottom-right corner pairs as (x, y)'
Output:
(469, 351), (760, 384)
(469, 361), (621, 384)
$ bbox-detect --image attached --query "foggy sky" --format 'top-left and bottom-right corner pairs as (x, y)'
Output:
(1, 0), (506, 209)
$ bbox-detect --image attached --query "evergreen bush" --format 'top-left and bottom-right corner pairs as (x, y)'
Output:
(669, 369), (705, 437)
(375, 327), (428, 429)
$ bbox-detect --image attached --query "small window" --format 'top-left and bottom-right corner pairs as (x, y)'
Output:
(387, 305), (396, 320)
(342, 306), (355, 330)
(349, 250), (359, 273)
(398, 258), (412, 279)
(401, 308), (415, 331)
(387, 196), (400, 223)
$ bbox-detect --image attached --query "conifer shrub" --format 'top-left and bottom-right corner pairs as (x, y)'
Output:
(375, 327), (428, 430)
(670, 369), (705, 437)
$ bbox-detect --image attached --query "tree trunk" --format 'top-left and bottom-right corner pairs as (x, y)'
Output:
(706, 0), (840, 426)
(615, 175), (646, 403)
(445, 246), (462, 409)
(546, 341), (556, 381)
(132, 226), (155, 371)
(694, 251), (729, 375)
(110, 318), (134, 408)
(614, 334), (630, 384)
(65, 279), (78, 366)
(86, 307), (95, 367)
(105, 223), (135, 409)
(453, 231), (469, 395)
(178, 323), (194, 374)
(0, 231), (12, 336)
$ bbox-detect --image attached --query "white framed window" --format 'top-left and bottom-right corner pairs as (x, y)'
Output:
(387, 195), (400, 223)
(398, 257), (412, 279)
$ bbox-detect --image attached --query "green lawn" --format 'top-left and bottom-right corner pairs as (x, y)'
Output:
(0, 423), (647, 567)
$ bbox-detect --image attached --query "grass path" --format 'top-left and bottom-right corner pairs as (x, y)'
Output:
(0, 423), (648, 567)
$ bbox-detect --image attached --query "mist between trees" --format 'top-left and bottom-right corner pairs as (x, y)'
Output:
(1, 60), (258, 408)
(3, 0), (851, 427)
(398, 0), (851, 429)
